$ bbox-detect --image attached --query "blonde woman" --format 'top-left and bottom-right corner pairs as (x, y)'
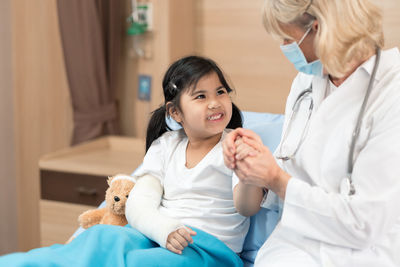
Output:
(223, 0), (400, 266)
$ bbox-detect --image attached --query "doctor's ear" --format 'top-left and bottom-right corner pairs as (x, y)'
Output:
(167, 102), (182, 123)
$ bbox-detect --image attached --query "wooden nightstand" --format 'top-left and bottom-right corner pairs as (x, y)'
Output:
(38, 136), (145, 246)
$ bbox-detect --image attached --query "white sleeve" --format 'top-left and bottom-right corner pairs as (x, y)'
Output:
(232, 172), (239, 191)
(125, 174), (185, 248)
(133, 136), (166, 185)
(281, 103), (400, 250)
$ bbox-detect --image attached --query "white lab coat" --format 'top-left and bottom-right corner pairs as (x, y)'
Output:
(255, 48), (400, 267)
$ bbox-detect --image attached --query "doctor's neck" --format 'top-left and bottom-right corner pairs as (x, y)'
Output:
(329, 49), (376, 87)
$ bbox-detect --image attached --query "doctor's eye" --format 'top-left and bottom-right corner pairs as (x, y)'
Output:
(282, 38), (293, 45)
(126, 194), (129, 198)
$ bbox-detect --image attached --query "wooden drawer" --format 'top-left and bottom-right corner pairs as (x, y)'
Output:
(40, 170), (108, 206)
(40, 199), (95, 247)
(39, 136), (145, 206)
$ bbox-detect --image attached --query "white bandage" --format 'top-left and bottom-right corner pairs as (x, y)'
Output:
(125, 174), (185, 248)
(110, 174), (136, 185)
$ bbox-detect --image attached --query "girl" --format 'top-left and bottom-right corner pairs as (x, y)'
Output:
(125, 55), (249, 265)
(0, 56), (248, 267)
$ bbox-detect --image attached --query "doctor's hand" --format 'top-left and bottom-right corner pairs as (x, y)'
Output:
(234, 129), (291, 200)
(222, 128), (263, 169)
(166, 227), (196, 255)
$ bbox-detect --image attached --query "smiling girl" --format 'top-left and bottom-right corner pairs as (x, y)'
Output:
(125, 55), (249, 266)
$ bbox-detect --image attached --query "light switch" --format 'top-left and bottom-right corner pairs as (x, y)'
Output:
(138, 75), (151, 101)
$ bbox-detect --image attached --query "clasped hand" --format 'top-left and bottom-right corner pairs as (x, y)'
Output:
(222, 128), (290, 199)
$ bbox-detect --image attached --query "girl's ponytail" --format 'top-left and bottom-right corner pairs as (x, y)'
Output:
(145, 106), (170, 152)
(227, 102), (243, 129)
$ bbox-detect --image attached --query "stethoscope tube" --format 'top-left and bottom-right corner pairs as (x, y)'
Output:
(346, 47), (381, 195)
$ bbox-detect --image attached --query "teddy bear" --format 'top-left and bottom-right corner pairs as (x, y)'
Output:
(78, 174), (135, 229)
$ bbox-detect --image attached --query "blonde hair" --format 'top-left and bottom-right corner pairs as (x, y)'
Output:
(262, 0), (384, 77)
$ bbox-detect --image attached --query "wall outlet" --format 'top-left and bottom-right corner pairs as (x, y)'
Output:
(138, 75), (151, 101)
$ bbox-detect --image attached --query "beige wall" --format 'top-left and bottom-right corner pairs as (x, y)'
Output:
(380, 1), (400, 49)
(11, 0), (73, 250)
(0, 0), (18, 254)
(195, 0), (296, 114)
(119, 0), (196, 138)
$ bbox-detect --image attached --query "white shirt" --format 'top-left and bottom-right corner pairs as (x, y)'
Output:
(134, 129), (249, 253)
(256, 48), (400, 267)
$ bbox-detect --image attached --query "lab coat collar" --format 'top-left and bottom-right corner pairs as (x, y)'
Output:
(311, 75), (329, 110)
(359, 47), (400, 82)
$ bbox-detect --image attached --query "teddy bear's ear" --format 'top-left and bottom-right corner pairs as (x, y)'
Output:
(107, 176), (114, 186)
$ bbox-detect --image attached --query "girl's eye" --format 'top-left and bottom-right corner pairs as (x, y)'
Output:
(217, 89), (227, 95)
(195, 94), (205, 99)
(126, 195), (129, 198)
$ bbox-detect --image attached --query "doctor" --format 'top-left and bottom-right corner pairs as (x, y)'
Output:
(223, 0), (400, 266)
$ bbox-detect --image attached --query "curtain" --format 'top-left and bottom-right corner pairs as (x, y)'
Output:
(57, 0), (122, 144)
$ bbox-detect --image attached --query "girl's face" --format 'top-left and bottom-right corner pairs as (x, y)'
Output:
(171, 72), (232, 141)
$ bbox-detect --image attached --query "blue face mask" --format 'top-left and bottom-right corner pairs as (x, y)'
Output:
(280, 27), (323, 77)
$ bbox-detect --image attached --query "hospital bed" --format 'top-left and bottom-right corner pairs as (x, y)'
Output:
(72, 111), (284, 267)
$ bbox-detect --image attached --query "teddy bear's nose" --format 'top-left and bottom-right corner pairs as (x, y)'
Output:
(114, 196), (120, 202)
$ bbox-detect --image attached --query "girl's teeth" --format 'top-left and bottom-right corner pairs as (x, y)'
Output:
(209, 114), (222, 120)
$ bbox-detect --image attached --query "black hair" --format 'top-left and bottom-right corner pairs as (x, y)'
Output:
(145, 55), (242, 152)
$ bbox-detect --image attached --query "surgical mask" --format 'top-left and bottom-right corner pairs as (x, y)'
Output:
(280, 26), (323, 77)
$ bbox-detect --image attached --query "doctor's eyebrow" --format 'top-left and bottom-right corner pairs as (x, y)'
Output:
(190, 86), (225, 96)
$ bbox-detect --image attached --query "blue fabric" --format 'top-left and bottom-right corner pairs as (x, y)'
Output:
(242, 111), (283, 154)
(0, 225), (242, 267)
(68, 111), (284, 267)
(240, 208), (280, 267)
(240, 111), (284, 266)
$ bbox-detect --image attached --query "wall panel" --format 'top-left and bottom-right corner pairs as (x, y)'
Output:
(0, 0), (18, 254)
(12, 0), (72, 250)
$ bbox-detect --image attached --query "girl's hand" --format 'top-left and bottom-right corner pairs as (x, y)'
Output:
(166, 227), (196, 255)
(234, 136), (260, 161)
(223, 128), (263, 169)
(222, 128), (243, 169)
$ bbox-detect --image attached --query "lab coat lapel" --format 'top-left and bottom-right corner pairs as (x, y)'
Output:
(310, 76), (328, 111)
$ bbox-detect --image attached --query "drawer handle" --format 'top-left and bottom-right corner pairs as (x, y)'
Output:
(76, 186), (98, 196)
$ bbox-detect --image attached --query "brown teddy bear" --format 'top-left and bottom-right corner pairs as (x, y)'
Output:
(78, 174), (135, 229)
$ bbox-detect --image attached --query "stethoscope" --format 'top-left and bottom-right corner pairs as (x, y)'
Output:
(276, 47), (381, 196)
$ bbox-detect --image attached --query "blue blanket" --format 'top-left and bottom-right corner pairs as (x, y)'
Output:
(0, 224), (243, 267)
